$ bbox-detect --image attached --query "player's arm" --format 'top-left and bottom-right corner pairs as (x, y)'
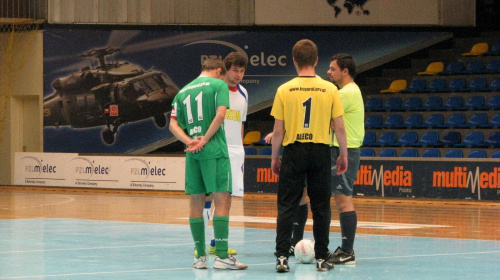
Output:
(270, 119), (284, 176)
(169, 118), (201, 153)
(194, 105), (227, 150)
(331, 116), (348, 175)
(241, 124), (244, 142)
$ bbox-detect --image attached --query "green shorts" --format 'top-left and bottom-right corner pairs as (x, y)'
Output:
(185, 154), (232, 195)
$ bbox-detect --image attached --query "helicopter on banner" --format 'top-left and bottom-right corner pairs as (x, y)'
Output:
(43, 47), (179, 145)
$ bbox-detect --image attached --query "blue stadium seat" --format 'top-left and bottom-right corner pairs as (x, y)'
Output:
(467, 113), (488, 128)
(390, 132), (418, 147)
(443, 149), (463, 158)
(378, 149), (397, 157)
(467, 77), (488, 92)
(413, 131), (440, 147)
(455, 131), (484, 147)
(401, 79), (426, 93)
(365, 115), (383, 129)
(436, 131), (461, 147)
(400, 149), (418, 157)
(422, 96), (443, 111)
(422, 149), (441, 158)
(461, 60), (485, 74)
(422, 113), (444, 128)
(487, 113), (500, 128)
(403, 97), (423, 111)
(486, 95), (500, 109)
(360, 148), (375, 157)
(483, 42), (500, 56)
(441, 113), (467, 128)
(363, 132), (377, 146)
(464, 96), (486, 110)
(371, 132), (397, 147)
(467, 150), (487, 158)
(427, 78), (447, 93)
(442, 96), (464, 110)
(384, 97), (403, 111)
(244, 148), (257, 155)
(491, 151), (500, 158)
(258, 147), (272, 155)
(365, 97), (383, 111)
(484, 60), (500, 73)
(382, 114), (404, 129)
(438, 61), (465, 75)
(488, 78), (500, 91)
(481, 132), (500, 148)
(404, 113), (424, 128)
(445, 78), (467, 92)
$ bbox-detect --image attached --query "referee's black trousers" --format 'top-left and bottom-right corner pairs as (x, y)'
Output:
(275, 142), (332, 260)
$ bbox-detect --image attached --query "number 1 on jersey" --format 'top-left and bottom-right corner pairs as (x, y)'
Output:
(182, 91), (204, 124)
(302, 97), (312, 128)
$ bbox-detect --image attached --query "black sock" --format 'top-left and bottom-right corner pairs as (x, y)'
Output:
(339, 211), (357, 253)
(291, 203), (308, 246)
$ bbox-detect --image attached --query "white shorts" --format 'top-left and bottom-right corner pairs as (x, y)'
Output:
(228, 146), (245, 197)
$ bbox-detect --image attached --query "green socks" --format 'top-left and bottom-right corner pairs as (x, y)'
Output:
(213, 216), (229, 259)
(189, 217), (206, 257)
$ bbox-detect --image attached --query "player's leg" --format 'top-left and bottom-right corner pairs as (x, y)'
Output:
(185, 156), (209, 269)
(205, 157), (247, 270)
(290, 186), (308, 255)
(329, 147), (359, 264)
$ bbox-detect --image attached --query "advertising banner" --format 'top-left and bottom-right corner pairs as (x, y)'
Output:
(14, 152), (185, 191)
(243, 157), (500, 201)
(43, 29), (448, 153)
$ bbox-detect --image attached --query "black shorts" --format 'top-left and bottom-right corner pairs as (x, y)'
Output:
(331, 147), (361, 196)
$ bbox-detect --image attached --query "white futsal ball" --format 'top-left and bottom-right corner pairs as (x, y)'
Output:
(294, 239), (315, 264)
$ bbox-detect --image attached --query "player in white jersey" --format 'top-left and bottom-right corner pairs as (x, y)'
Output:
(195, 52), (249, 256)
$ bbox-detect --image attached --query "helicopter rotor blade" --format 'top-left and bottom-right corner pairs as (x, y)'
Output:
(121, 31), (245, 54)
(107, 30), (142, 48)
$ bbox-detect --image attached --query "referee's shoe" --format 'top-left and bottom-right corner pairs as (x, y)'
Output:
(327, 247), (356, 264)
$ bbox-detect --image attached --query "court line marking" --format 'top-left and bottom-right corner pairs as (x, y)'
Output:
(0, 195), (75, 210)
(1, 250), (499, 279)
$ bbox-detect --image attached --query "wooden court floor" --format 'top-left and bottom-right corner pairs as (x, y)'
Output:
(1, 186), (499, 241)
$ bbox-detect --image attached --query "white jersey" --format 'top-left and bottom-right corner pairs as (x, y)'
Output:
(224, 84), (248, 197)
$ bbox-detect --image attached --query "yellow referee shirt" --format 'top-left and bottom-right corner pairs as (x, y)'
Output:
(271, 76), (344, 146)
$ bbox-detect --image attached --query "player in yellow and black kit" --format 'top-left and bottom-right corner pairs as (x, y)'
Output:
(270, 39), (348, 273)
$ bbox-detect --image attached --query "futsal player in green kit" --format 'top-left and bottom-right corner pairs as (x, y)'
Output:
(169, 58), (247, 270)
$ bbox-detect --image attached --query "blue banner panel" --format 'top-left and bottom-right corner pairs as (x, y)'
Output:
(43, 29), (447, 153)
(244, 157), (500, 201)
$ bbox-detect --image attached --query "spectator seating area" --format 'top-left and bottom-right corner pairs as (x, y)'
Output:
(362, 41), (500, 158)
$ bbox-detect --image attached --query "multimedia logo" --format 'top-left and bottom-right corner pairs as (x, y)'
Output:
(354, 165), (413, 190)
(256, 168), (278, 183)
(432, 167), (500, 198)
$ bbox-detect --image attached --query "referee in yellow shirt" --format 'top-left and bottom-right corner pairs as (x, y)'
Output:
(271, 39), (348, 273)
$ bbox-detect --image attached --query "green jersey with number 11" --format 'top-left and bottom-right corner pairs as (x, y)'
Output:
(171, 76), (230, 160)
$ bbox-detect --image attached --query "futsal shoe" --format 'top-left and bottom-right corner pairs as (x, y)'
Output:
(274, 245), (295, 257)
(192, 255), (208, 269)
(213, 255), (248, 270)
(208, 245), (237, 255)
(276, 256), (290, 273)
(327, 247), (356, 264)
(316, 258), (334, 271)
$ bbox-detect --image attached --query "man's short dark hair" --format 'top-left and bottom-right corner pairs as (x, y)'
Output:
(202, 57), (226, 75)
(331, 53), (356, 77)
(224, 52), (248, 70)
(292, 39), (318, 68)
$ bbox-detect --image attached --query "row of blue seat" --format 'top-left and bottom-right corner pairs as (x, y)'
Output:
(436, 60), (500, 75)
(365, 95), (500, 111)
(363, 131), (500, 148)
(361, 148), (500, 158)
(402, 77), (500, 93)
(244, 147), (281, 156)
(366, 112), (500, 129)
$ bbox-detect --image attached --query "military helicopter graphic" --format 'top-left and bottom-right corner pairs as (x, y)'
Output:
(43, 30), (245, 146)
(43, 44), (178, 145)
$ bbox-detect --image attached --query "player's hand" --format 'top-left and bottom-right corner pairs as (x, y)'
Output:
(264, 132), (273, 144)
(271, 158), (281, 177)
(335, 155), (348, 175)
(185, 137), (205, 153)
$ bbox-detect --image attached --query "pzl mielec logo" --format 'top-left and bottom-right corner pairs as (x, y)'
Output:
(72, 157), (110, 179)
(126, 158), (166, 180)
(183, 40), (287, 67)
(22, 156), (57, 177)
